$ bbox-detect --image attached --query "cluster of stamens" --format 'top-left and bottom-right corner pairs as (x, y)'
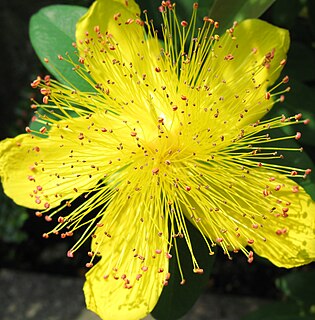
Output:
(24, 0), (312, 287)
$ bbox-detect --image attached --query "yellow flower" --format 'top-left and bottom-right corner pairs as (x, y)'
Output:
(1, 0), (315, 319)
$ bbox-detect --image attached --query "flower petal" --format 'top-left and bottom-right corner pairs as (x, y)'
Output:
(83, 196), (169, 320)
(179, 166), (315, 268)
(201, 19), (290, 125)
(222, 19), (290, 87)
(76, 0), (144, 84)
(0, 132), (98, 209)
(0, 111), (130, 209)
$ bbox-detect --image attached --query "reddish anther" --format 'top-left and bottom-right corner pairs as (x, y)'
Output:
(193, 268), (204, 274)
(282, 75), (289, 83)
(58, 217), (64, 223)
(181, 20), (188, 27)
(295, 132), (301, 140)
(304, 119), (310, 125)
(305, 168), (312, 175)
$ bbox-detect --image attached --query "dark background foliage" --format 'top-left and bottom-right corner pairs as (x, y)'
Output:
(0, 0), (314, 311)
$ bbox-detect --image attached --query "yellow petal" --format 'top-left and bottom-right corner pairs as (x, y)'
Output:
(84, 196), (169, 320)
(222, 19), (289, 87)
(76, 0), (143, 84)
(201, 19), (290, 126)
(0, 112), (127, 210)
(180, 166), (315, 268)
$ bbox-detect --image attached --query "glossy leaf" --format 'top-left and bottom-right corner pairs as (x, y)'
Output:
(207, 0), (276, 32)
(151, 219), (215, 320)
(29, 5), (93, 91)
(270, 0), (300, 29)
(285, 43), (315, 82)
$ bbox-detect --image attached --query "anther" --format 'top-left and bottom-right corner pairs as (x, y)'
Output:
(78, 133), (84, 140)
(166, 253), (172, 259)
(304, 119), (310, 125)
(42, 233), (49, 239)
(282, 75), (289, 83)
(292, 185), (299, 193)
(152, 168), (159, 175)
(305, 168), (312, 175)
(43, 96), (49, 104)
(247, 251), (254, 263)
(193, 268), (204, 274)
(158, 116), (164, 123)
(295, 132), (301, 140)
(58, 217), (64, 223)
(295, 113), (302, 120)
(181, 20), (188, 27)
(86, 262), (93, 268)
(39, 127), (47, 134)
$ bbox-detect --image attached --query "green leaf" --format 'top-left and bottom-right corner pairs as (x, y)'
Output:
(270, 0), (301, 29)
(285, 43), (315, 82)
(152, 219), (215, 320)
(276, 270), (315, 307)
(240, 302), (302, 320)
(29, 5), (93, 91)
(207, 0), (276, 32)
